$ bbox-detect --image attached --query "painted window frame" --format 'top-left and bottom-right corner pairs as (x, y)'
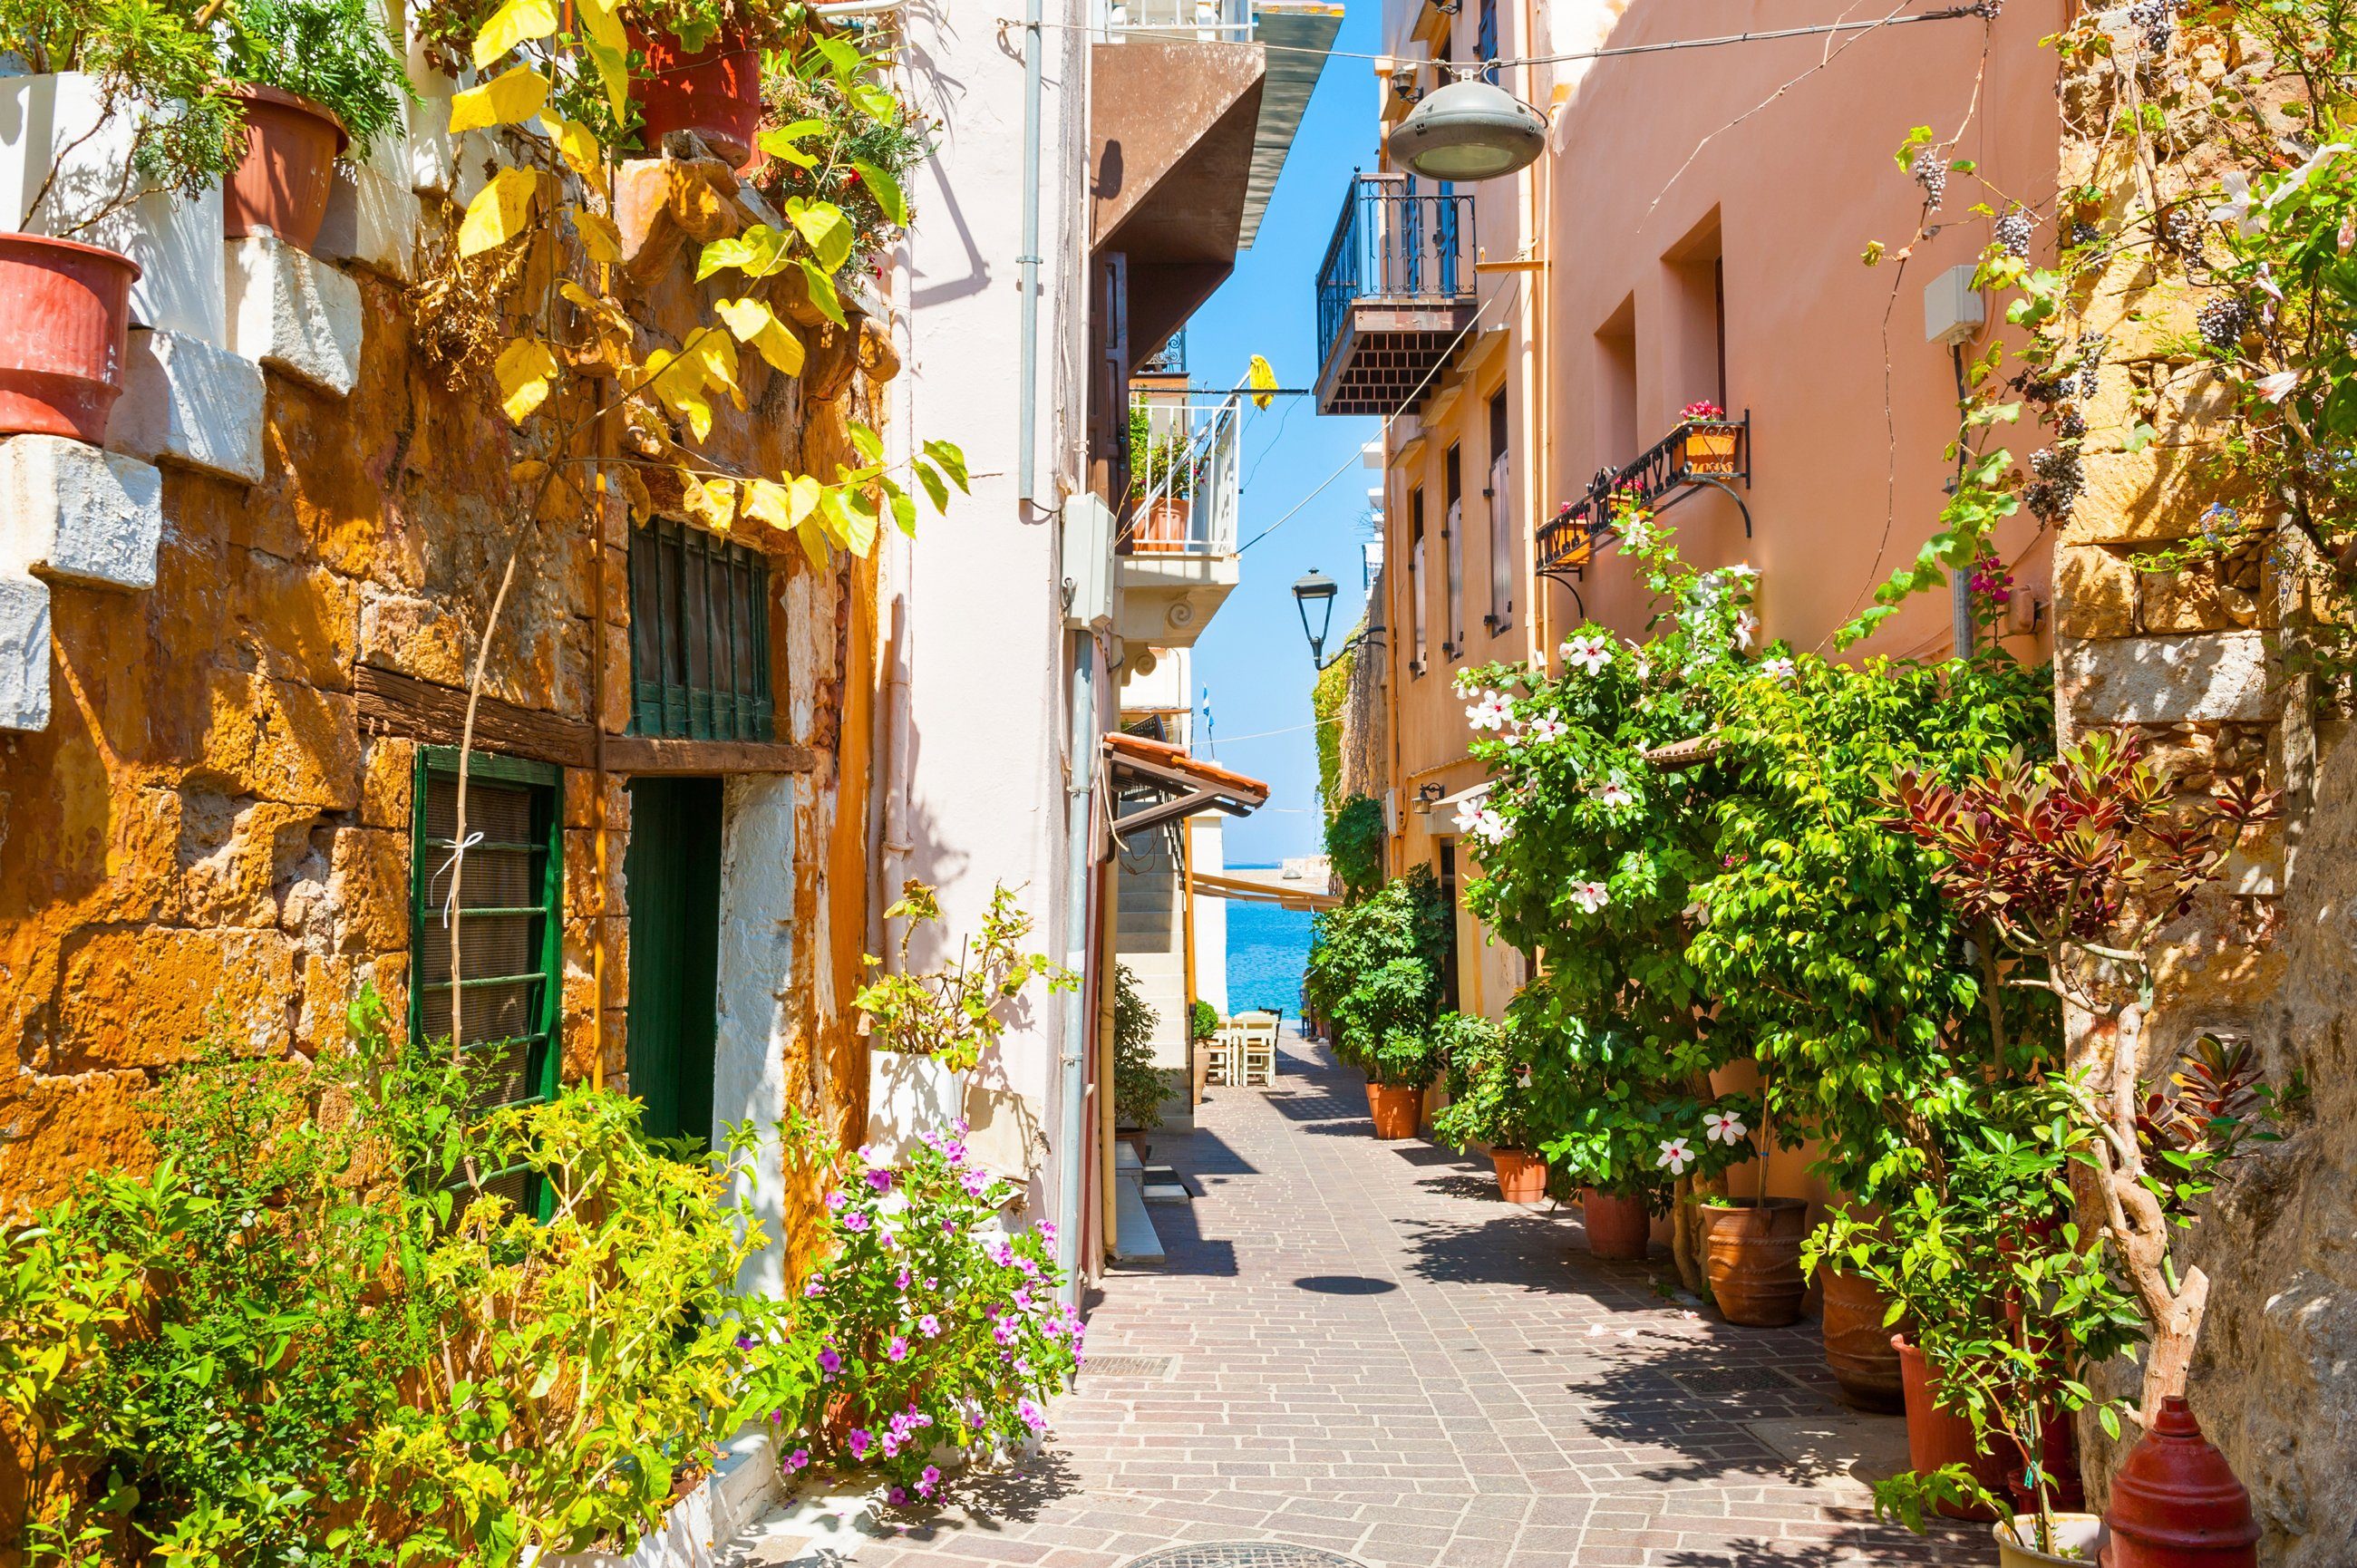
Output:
(628, 516), (778, 742)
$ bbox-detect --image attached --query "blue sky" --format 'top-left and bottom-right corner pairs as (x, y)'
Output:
(1186, 2), (1382, 866)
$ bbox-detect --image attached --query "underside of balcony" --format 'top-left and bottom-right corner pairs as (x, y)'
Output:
(1313, 305), (1479, 417)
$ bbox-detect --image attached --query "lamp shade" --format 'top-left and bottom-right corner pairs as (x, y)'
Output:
(1392, 78), (1548, 181)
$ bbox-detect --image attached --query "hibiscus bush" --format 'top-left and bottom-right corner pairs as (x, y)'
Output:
(747, 1117), (1082, 1505)
(1303, 867), (1452, 1088)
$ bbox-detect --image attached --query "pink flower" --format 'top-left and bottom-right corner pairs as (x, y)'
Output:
(844, 1211), (871, 1232)
(849, 1428), (873, 1459)
(1655, 1137), (1696, 1176)
(826, 1191), (848, 1212)
(867, 1167), (895, 1194)
(786, 1447), (810, 1471)
(888, 1335), (910, 1361)
(803, 1274), (827, 1298)
(918, 1313), (941, 1336)
(888, 1486), (909, 1506)
(819, 1346), (841, 1377)
(918, 1465), (942, 1497)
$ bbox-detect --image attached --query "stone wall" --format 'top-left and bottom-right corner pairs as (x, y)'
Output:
(0, 151), (892, 1262)
(2053, 15), (2355, 1561)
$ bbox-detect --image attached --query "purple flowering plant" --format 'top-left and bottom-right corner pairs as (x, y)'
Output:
(742, 1110), (1082, 1499)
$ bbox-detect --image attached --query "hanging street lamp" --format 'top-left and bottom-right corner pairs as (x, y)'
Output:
(1291, 568), (1340, 669)
(1392, 76), (1548, 182)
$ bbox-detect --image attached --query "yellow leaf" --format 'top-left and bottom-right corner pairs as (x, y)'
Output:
(618, 465), (654, 521)
(697, 226), (791, 282)
(495, 337), (559, 423)
(554, 119), (607, 192)
(795, 520), (830, 568)
(684, 327), (744, 411)
(789, 474), (823, 527)
(574, 210), (624, 265)
(457, 168), (541, 258)
(785, 198), (853, 274)
(472, 0), (558, 70)
(448, 66), (549, 134)
(713, 296), (805, 377)
(680, 475), (739, 533)
(837, 491), (879, 557)
(576, 0), (628, 69)
(743, 478), (791, 530)
(643, 352), (714, 441)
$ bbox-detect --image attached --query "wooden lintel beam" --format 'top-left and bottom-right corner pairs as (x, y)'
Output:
(602, 735), (818, 775)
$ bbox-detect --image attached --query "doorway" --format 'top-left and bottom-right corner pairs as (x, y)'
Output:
(625, 776), (723, 1147)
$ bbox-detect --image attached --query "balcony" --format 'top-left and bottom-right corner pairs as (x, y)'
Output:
(1535, 413), (1752, 580)
(1115, 391), (1242, 648)
(1313, 173), (1477, 417)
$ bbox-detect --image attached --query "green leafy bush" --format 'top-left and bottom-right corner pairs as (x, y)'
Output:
(751, 1119), (1081, 1506)
(1111, 963), (1168, 1132)
(1190, 998), (1219, 1041)
(1323, 793), (1386, 905)
(1428, 1013), (1535, 1151)
(1305, 866), (1450, 1089)
(856, 881), (1074, 1072)
(754, 30), (936, 273)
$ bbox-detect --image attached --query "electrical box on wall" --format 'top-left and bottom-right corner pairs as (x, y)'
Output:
(1061, 494), (1114, 631)
(1924, 264), (1986, 346)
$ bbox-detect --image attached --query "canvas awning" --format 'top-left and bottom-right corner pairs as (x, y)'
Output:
(1190, 866), (1339, 913)
(1102, 731), (1270, 843)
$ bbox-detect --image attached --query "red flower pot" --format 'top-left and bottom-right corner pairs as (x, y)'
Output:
(1820, 1269), (1906, 1413)
(0, 233), (139, 440)
(223, 85), (348, 251)
(1582, 1187), (1650, 1260)
(628, 23), (763, 167)
(1895, 1335), (2011, 1520)
(2102, 1396), (2259, 1568)
(1699, 1197), (1809, 1327)
(1367, 1082), (1422, 1139)
(1490, 1147), (1547, 1203)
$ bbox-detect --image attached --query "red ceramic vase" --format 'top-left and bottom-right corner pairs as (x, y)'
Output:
(1582, 1187), (1651, 1260)
(2102, 1396), (2259, 1568)
(1367, 1082), (1422, 1139)
(628, 23), (763, 167)
(1490, 1147), (1547, 1204)
(1894, 1335), (2012, 1520)
(223, 85), (347, 251)
(0, 233), (139, 440)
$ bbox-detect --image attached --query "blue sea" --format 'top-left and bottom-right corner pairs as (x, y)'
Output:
(1224, 877), (1314, 1021)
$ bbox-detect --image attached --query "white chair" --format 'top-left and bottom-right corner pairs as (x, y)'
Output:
(1204, 1026), (1239, 1087)
(1234, 1012), (1278, 1087)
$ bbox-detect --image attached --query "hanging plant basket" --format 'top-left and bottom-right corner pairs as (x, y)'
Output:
(223, 85), (348, 251)
(0, 232), (139, 440)
(1681, 420), (1741, 476)
(628, 23), (763, 167)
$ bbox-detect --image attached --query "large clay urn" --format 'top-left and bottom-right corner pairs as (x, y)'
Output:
(1894, 1335), (2009, 1520)
(2101, 1397), (2259, 1568)
(1819, 1268), (1906, 1412)
(1367, 1082), (1422, 1139)
(1489, 1147), (1547, 1203)
(1698, 1196), (1808, 1326)
(1582, 1188), (1650, 1260)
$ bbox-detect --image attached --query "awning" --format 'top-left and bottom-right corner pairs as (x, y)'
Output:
(1103, 731), (1270, 843)
(1191, 866), (1339, 913)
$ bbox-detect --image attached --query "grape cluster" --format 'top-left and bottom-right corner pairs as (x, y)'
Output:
(2023, 446), (2087, 525)
(2070, 219), (2102, 249)
(2128, 0), (2175, 54)
(2076, 334), (2107, 400)
(1912, 149), (1949, 209)
(1995, 208), (2034, 259)
(2197, 296), (2250, 352)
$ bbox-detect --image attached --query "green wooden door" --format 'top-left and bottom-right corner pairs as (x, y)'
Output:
(625, 777), (723, 1148)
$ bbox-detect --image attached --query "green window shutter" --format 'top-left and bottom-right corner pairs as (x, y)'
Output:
(627, 518), (776, 740)
(410, 746), (565, 1219)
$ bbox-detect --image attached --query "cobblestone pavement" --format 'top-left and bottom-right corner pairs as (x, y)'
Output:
(733, 1032), (1985, 1568)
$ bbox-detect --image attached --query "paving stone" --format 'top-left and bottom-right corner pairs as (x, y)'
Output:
(719, 1030), (1984, 1568)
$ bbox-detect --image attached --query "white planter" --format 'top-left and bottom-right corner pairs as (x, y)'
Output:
(548, 1426), (784, 1568)
(0, 73), (226, 344)
(1994, 1513), (2107, 1566)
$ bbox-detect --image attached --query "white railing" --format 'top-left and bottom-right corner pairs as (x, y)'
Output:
(1099, 0), (1254, 41)
(1124, 391), (1240, 557)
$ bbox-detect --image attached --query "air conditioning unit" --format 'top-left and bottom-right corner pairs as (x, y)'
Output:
(1062, 494), (1114, 631)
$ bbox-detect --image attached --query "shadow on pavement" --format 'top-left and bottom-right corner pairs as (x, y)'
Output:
(1292, 1273), (1400, 1295)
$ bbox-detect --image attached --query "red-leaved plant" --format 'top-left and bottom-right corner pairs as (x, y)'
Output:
(1885, 731), (2280, 1429)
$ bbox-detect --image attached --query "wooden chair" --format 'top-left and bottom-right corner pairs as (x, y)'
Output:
(1203, 1026), (1239, 1087)
(1234, 1012), (1278, 1087)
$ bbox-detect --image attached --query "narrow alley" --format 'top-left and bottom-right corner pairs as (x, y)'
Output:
(731, 1033), (1983, 1568)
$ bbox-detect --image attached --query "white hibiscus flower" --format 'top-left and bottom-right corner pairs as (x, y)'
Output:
(1703, 1110), (1750, 1147)
(1568, 880), (1610, 914)
(1561, 634), (1613, 675)
(1618, 515), (1655, 552)
(1732, 612), (1760, 652)
(1760, 655), (1798, 681)
(1463, 807), (1511, 847)
(1655, 1137), (1696, 1176)
(1596, 777), (1634, 809)
(1466, 691), (1515, 731)
(2255, 369), (2302, 403)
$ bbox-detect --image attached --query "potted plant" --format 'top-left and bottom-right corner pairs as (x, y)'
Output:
(1691, 1097), (1809, 1328)
(1126, 405), (1197, 551)
(752, 32), (934, 278)
(0, 0), (240, 438)
(219, 0), (415, 251)
(625, 0), (813, 166)
(1111, 963), (1167, 1158)
(1678, 398), (1740, 473)
(1303, 867), (1450, 1137)
(1430, 1014), (1547, 1199)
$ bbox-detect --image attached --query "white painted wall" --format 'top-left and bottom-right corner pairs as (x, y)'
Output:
(884, 4), (1095, 1234)
(713, 776), (798, 1297)
(1190, 814), (1228, 1016)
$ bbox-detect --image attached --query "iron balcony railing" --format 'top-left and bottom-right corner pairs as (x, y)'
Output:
(1139, 327), (1188, 377)
(1098, 0), (1254, 41)
(1314, 172), (1475, 373)
(1536, 413), (1752, 579)
(1120, 391), (1241, 557)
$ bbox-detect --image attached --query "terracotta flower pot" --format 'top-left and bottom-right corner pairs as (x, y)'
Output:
(1582, 1187), (1650, 1260)
(223, 84), (348, 251)
(1130, 495), (1192, 552)
(1820, 1268), (1906, 1412)
(0, 233), (139, 440)
(1995, 1513), (2106, 1567)
(2102, 1396), (2260, 1568)
(628, 23), (762, 167)
(1367, 1082), (1422, 1139)
(1894, 1335), (2010, 1520)
(1698, 1196), (1808, 1326)
(1490, 1147), (1547, 1203)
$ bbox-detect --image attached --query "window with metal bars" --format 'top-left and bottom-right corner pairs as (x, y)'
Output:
(628, 517), (777, 740)
(410, 747), (564, 1218)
